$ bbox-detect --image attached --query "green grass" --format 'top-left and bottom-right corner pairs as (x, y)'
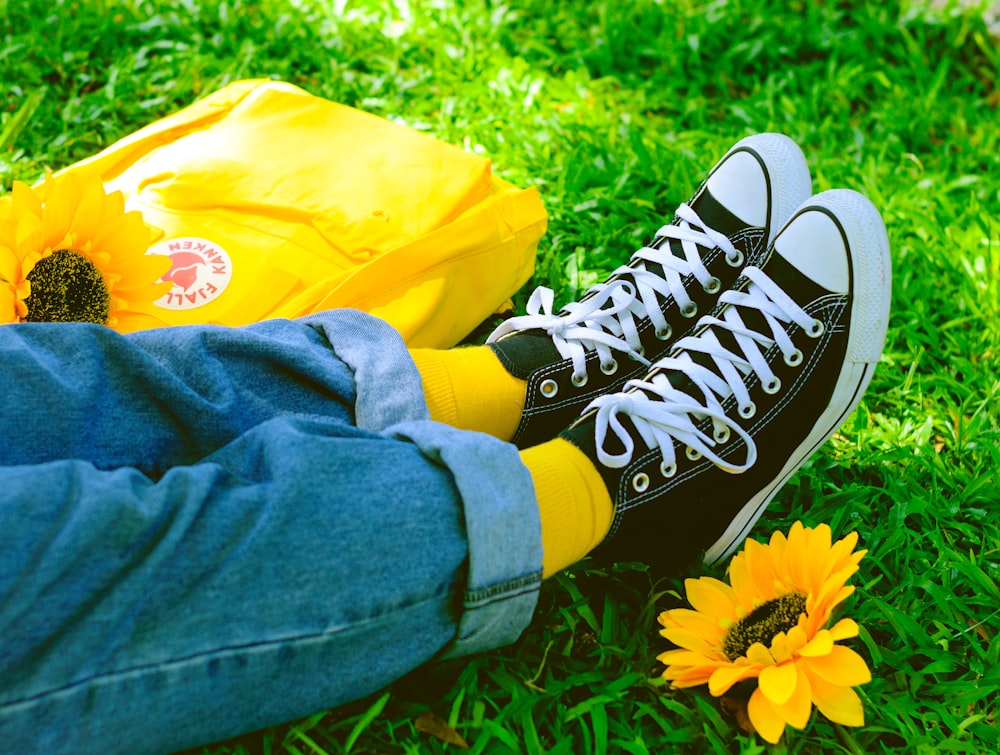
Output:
(3, 0), (999, 752)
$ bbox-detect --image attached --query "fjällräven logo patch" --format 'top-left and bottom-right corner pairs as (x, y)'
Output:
(149, 237), (232, 310)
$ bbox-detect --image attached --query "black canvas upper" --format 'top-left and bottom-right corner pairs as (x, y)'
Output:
(562, 236), (858, 575)
(490, 146), (778, 449)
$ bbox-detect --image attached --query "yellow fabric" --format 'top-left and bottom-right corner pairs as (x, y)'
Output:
(411, 346), (613, 577)
(521, 438), (614, 578)
(410, 345), (525, 442)
(57, 80), (548, 345)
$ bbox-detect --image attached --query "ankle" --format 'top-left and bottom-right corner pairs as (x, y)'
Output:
(521, 438), (613, 577)
(410, 346), (525, 441)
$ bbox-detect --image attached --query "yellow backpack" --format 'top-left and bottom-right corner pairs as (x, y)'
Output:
(61, 79), (547, 347)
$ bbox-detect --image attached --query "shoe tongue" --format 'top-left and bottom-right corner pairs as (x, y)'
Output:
(637, 187), (748, 285)
(762, 247), (834, 302)
(646, 251), (828, 405)
(688, 185), (751, 239)
(489, 329), (563, 379)
(492, 189), (756, 378)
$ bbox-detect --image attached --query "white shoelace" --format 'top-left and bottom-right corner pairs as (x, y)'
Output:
(588, 266), (822, 474)
(487, 203), (741, 381)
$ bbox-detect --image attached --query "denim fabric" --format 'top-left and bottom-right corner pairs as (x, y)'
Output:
(0, 311), (542, 755)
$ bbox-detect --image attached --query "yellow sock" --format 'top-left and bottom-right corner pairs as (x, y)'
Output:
(521, 438), (614, 578)
(410, 346), (525, 442)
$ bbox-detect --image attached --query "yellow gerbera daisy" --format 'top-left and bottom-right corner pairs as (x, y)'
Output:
(657, 522), (871, 744)
(0, 171), (171, 332)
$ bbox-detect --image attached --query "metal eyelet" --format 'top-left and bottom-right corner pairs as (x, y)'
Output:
(540, 379), (558, 398)
(703, 276), (721, 294)
(632, 472), (650, 493)
(681, 302), (698, 318)
(807, 319), (824, 338)
(739, 402), (757, 419)
(571, 372), (588, 388)
(660, 461), (677, 478)
(655, 324), (672, 341)
(726, 250), (744, 267)
(600, 359), (619, 376)
(685, 446), (702, 461)
(784, 349), (803, 367)
(763, 377), (781, 395)
(714, 426), (730, 444)
(632, 345), (646, 360)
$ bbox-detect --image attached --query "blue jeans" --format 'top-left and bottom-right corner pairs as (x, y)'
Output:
(0, 311), (543, 755)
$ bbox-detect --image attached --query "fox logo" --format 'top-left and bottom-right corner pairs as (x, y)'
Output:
(161, 251), (206, 292)
(147, 237), (233, 311)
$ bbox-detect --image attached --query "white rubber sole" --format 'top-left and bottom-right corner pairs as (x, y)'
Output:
(702, 189), (892, 564)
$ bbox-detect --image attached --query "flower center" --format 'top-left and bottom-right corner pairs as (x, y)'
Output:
(24, 249), (110, 325)
(722, 592), (807, 661)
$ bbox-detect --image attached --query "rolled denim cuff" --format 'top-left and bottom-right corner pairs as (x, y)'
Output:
(307, 309), (543, 657)
(301, 309), (431, 428)
(387, 421), (542, 659)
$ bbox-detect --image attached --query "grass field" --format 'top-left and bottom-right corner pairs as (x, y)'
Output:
(2, 0), (999, 753)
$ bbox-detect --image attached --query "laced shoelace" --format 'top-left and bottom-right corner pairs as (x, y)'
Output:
(587, 266), (824, 476)
(487, 203), (742, 382)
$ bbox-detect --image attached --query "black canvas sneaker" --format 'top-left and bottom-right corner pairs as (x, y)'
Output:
(488, 133), (812, 449)
(562, 189), (892, 574)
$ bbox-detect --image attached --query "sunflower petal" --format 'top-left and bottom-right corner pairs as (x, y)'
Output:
(829, 618), (860, 641)
(783, 521), (808, 588)
(12, 181), (43, 219)
(657, 648), (712, 667)
(0, 285), (20, 323)
(684, 576), (738, 621)
(660, 607), (726, 643)
(827, 531), (860, 570)
(101, 187), (126, 219)
(770, 630), (794, 663)
(666, 666), (725, 688)
(727, 550), (753, 612)
(802, 524), (833, 592)
(91, 217), (152, 266)
(786, 622), (809, 652)
(803, 645), (871, 687)
(759, 661), (798, 706)
(798, 628), (834, 658)
(41, 174), (82, 246)
(708, 662), (760, 697)
(775, 662), (813, 730)
(108, 253), (172, 291)
(70, 176), (110, 242)
(747, 687), (787, 744)
(0, 244), (19, 280)
(659, 626), (722, 659)
(743, 537), (781, 603)
(111, 308), (168, 334)
(802, 667), (866, 727)
(15, 211), (44, 261)
(746, 642), (776, 667)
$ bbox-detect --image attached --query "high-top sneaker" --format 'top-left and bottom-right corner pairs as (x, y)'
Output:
(562, 189), (892, 574)
(488, 133), (812, 448)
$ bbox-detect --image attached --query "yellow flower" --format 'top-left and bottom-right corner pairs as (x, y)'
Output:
(657, 522), (870, 744)
(0, 171), (171, 332)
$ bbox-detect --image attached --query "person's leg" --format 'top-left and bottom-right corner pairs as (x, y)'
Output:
(1, 312), (414, 475)
(0, 415), (522, 754)
(410, 133), (813, 447)
(0, 311), (543, 755)
(409, 344), (525, 442)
